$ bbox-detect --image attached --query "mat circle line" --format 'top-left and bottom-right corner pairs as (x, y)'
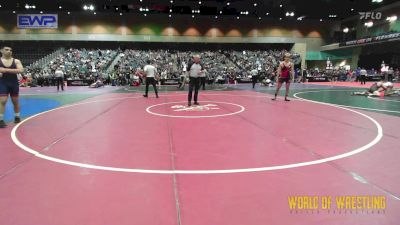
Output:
(293, 90), (400, 114)
(11, 93), (383, 174)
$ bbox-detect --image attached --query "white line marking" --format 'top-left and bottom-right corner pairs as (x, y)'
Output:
(294, 90), (400, 114)
(11, 93), (383, 174)
(367, 96), (400, 103)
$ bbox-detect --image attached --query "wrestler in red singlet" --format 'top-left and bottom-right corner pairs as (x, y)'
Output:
(272, 53), (293, 101)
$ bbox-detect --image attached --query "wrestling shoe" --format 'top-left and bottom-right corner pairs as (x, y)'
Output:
(14, 117), (21, 124)
(0, 120), (6, 128)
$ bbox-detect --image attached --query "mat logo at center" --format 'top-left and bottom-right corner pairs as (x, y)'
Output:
(171, 104), (220, 112)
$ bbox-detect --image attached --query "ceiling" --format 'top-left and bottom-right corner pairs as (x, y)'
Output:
(0, 0), (398, 20)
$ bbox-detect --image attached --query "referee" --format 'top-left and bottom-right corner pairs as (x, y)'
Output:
(55, 67), (64, 91)
(187, 55), (204, 106)
(250, 68), (259, 88)
(142, 60), (159, 98)
(360, 68), (367, 85)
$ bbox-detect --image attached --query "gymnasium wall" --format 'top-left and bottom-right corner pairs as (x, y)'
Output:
(0, 13), (336, 51)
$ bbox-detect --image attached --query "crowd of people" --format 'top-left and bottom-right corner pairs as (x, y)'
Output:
(22, 48), (118, 87)
(108, 50), (238, 86)
(15, 48), (399, 90)
(302, 67), (400, 83)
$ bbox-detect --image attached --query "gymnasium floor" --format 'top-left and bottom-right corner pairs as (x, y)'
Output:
(0, 82), (399, 225)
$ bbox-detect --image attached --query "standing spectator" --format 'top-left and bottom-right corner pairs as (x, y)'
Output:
(355, 67), (361, 82)
(387, 67), (394, 82)
(55, 67), (64, 91)
(360, 68), (367, 85)
(199, 68), (207, 90)
(142, 60), (159, 98)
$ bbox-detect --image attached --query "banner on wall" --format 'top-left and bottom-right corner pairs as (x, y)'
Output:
(17, 14), (58, 29)
(340, 32), (400, 47)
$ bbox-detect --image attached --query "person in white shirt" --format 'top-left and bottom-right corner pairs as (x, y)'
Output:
(360, 68), (367, 85)
(142, 60), (159, 98)
(54, 67), (64, 91)
(250, 68), (259, 89)
(199, 68), (207, 90)
(187, 55), (204, 106)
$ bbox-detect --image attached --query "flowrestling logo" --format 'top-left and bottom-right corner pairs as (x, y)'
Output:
(17, 14), (58, 28)
(359, 12), (382, 20)
(171, 104), (220, 112)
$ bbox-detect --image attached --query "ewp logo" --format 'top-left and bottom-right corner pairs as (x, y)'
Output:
(359, 12), (382, 20)
(17, 14), (58, 29)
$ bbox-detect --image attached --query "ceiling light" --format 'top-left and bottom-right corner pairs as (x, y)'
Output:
(266, 12), (269, 15)
(343, 27), (349, 33)
(286, 12), (295, 17)
(144, 13), (147, 16)
(13, 11), (16, 13)
(93, 12), (96, 15)
(83, 5), (88, 10)
(89, 5), (94, 11)
(320, 19), (323, 21)
(199, 1), (202, 4)
(364, 21), (373, 27)
(192, 15), (195, 18)
(40, 11), (43, 14)
(280, 4), (283, 7)
(25, 4), (29, 9)
(215, 16), (218, 19)
(237, 16), (240, 19)
(169, 14), (172, 17)
(59, 6), (62, 9)
(386, 15), (397, 22)
(120, 13), (123, 16)
(169, 9), (172, 12)
(68, 11), (71, 14)
(227, 2), (230, 6)
(254, 3), (257, 6)
(258, 17), (262, 20)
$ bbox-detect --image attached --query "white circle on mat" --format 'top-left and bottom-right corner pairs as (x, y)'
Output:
(146, 101), (245, 118)
(11, 93), (383, 174)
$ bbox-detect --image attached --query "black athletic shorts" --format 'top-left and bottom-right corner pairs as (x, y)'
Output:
(278, 77), (291, 83)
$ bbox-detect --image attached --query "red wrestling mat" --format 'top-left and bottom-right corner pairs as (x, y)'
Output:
(0, 91), (399, 225)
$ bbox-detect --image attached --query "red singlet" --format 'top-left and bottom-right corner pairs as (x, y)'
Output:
(280, 62), (291, 78)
